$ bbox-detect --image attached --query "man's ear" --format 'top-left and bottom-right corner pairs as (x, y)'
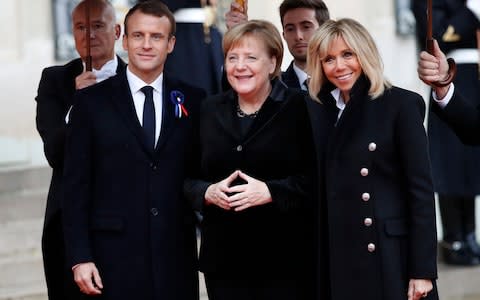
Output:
(167, 36), (176, 54)
(114, 24), (121, 40)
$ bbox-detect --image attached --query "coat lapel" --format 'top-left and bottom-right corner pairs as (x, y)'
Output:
(243, 80), (289, 142)
(109, 73), (153, 155)
(155, 75), (178, 152)
(280, 61), (301, 89)
(325, 75), (370, 156)
(215, 89), (243, 142)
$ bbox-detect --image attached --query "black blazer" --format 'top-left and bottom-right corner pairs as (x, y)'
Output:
(185, 79), (317, 279)
(35, 57), (126, 300)
(433, 90), (480, 145)
(63, 71), (205, 300)
(281, 61), (302, 90)
(36, 57), (126, 225)
(320, 76), (438, 300)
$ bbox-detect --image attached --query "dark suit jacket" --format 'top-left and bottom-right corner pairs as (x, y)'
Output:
(184, 79), (316, 282)
(35, 56), (126, 300)
(63, 71), (205, 300)
(320, 76), (438, 300)
(281, 61), (302, 90)
(433, 90), (480, 145)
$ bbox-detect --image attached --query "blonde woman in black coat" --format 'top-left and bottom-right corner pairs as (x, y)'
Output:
(307, 18), (438, 300)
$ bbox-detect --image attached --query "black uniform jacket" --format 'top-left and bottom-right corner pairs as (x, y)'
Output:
(63, 70), (205, 300)
(184, 79), (317, 279)
(321, 76), (438, 300)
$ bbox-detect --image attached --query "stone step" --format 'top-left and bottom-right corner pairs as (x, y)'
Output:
(0, 167), (479, 300)
(0, 166), (51, 194)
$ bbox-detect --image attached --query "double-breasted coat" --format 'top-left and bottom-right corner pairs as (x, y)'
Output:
(320, 77), (438, 300)
(62, 70), (204, 300)
(412, 0), (480, 195)
(184, 80), (317, 286)
(35, 57), (125, 300)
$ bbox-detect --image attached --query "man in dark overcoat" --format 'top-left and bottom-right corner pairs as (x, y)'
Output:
(35, 0), (124, 298)
(62, 2), (204, 299)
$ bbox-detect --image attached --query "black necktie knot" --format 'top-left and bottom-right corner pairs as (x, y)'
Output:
(141, 86), (154, 98)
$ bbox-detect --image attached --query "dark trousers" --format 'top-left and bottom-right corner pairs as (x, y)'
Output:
(204, 273), (312, 300)
(42, 213), (83, 300)
(439, 195), (476, 241)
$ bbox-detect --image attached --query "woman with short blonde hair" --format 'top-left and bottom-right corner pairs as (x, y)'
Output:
(306, 18), (439, 300)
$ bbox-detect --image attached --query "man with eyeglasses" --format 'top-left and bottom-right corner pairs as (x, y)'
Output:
(35, 1), (125, 299)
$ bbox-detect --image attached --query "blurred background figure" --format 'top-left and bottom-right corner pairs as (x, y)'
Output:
(412, 0), (480, 266)
(138, 0), (224, 95)
(225, 0), (330, 90)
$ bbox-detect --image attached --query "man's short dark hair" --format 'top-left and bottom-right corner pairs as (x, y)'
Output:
(279, 0), (330, 26)
(124, 1), (176, 36)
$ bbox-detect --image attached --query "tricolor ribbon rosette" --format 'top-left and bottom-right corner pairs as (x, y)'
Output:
(170, 90), (188, 119)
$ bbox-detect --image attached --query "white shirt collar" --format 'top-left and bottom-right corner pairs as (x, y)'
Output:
(126, 67), (164, 95)
(83, 56), (118, 83)
(330, 88), (346, 120)
(292, 63), (309, 88)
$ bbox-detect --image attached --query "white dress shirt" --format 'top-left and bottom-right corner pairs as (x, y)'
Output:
(126, 68), (164, 147)
(432, 83), (455, 109)
(330, 88), (347, 121)
(292, 63), (309, 91)
(66, 57), (119, 123)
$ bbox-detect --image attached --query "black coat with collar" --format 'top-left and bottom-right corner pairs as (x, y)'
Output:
(320, 76), (438, 300)
(35, 56), (126, 300)
(185, 79), (317, 280)
(63, 71), (205, 300)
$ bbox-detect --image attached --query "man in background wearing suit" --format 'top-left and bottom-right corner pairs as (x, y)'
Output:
(62, 1), (205, 299)
(35, 0), (124, 298)
(226, 0), (329, 90)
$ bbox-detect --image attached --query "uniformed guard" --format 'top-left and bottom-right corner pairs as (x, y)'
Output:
(138, 0), (224, 96)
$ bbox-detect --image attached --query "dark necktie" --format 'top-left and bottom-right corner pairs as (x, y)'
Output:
(302, 79), (309, 91)
(141, 86), (155, 150)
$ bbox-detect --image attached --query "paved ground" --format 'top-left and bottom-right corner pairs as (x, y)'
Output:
(1, 166), (480, 300)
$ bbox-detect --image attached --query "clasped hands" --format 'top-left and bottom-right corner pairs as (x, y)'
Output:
(204, 170), (272, 211)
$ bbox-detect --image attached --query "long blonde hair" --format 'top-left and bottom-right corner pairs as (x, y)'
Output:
(307, 18), (391, 102)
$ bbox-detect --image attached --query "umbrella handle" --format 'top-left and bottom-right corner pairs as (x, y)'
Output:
(85, 0), (92, 71)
